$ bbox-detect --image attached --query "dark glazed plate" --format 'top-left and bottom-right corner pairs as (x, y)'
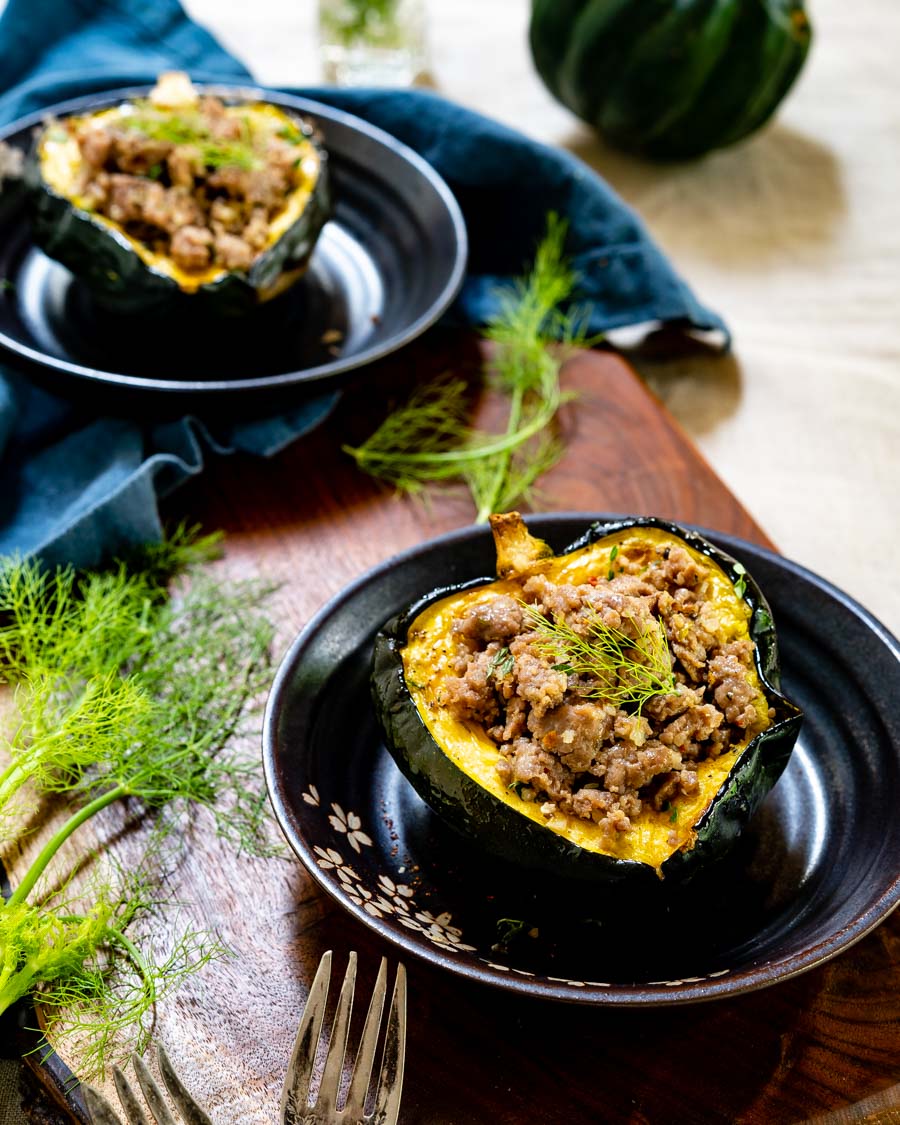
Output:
(0, 85), (467, 404)
(263, 515), (900, 1006)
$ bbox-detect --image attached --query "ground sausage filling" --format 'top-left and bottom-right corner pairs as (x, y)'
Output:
(440, 539), (773, 847)
(60, 73), (319, 275)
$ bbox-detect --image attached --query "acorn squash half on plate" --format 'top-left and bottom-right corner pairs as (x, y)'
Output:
(372, 514), (803, 887)
(26, 73), (332, 316)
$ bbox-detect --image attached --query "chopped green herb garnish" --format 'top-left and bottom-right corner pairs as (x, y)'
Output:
(507, 780), (527, 798)
(277, 124), (304, 144)
(756, 608), (773, 630)
(492, 917), (529, 952)
(146, 162), (163, 179)
(669, 806), (678, 823)
(607, 544), (619, 581)
(733, 562), (748, 599)
(122, 108), (259, 170)
(487, 646), (515, 680)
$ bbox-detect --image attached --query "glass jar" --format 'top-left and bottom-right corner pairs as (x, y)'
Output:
(318, 0), (427, 87)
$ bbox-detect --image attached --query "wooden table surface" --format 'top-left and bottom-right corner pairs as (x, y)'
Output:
(16, 335), (900, 1124)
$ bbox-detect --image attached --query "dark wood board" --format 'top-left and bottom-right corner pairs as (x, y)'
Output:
(14, 331), (900, 1124)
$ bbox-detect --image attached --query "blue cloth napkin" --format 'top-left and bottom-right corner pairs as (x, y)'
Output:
(0, 0), (729, 569)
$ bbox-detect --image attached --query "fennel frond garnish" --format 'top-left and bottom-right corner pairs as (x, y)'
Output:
(122, 109), (258, 170)
(344, 215), (594, 522)
(0, 531), (275, 1074)
(523, 603), (676, 713)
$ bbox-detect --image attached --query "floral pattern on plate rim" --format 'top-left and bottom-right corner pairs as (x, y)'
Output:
(301, 787), (732, 989)
(308, 793), (476, 954)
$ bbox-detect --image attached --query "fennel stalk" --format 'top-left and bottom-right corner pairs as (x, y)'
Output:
(344, 215), (594, 522)
(0, 532), (275, 1074)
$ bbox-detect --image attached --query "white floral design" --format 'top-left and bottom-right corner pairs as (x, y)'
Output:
(306, 789), (734, 992)
(312, 845), (359, 887)
(313, 845), (343, 869)
(328, 803), (373, 853)
(401, 910), (477, 953)
(377, 874), (415, 914)
(308, 814), (474, 952)
(344, 882), (387, 918)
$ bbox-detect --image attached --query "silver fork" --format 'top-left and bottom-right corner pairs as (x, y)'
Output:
(83, 1044), (212, 1124)
(281, 950), (407, 1125)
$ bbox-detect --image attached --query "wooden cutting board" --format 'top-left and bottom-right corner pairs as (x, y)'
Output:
(13, 332), (900, 1124)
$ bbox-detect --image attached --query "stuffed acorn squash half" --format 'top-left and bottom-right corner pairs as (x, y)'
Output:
(26, 72), (331, 316)
(372, 514), (802, 886)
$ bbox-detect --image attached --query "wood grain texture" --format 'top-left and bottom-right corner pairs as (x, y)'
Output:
(12, 336), (900, 1124)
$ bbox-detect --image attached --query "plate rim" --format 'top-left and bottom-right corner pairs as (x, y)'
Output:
(0, 82), (469, 395)
(262, 513), (900, 1006)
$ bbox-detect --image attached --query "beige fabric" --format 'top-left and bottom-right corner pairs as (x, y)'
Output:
(189, 0), (900, 635)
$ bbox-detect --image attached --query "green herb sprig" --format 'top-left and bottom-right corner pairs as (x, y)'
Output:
(487, 646), (515, 680)
(344, 216), (595, 522)
(732, 562), (748, 599)
(523, 603), (676, 713)
(121, 107), (259, 171)
(0, 531), (275, 1073)
(607, 544), (619, 582)
(321, 0), (402, 46)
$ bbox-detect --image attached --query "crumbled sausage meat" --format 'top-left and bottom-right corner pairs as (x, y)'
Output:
(452, 595), (524, 646)
(170, 225), (213, 271)
(213, 231), (254, 271)
(440, 537), (770, 844)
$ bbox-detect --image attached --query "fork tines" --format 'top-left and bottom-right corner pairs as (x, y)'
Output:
(83, 1044), (212, 1125)
(281, 950), (407, 1125)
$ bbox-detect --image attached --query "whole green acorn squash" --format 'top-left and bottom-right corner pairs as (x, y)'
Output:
(25, 83), (331, 317)
(529, 0), (813, 160)
(372, 514), (802, 886)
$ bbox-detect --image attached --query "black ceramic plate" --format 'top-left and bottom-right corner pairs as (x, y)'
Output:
(0, 85), (467, 405)
(263, 515), (900, 1006)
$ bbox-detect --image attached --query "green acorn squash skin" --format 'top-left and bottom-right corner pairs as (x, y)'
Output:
(25, 109), (331, 318)
(529, 0), (812, 160)
(371, 518), (803, 887)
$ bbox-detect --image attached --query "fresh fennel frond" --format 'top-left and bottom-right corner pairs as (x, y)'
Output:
(344, 214), (596, 522)
(0, 532), (275, 1074)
